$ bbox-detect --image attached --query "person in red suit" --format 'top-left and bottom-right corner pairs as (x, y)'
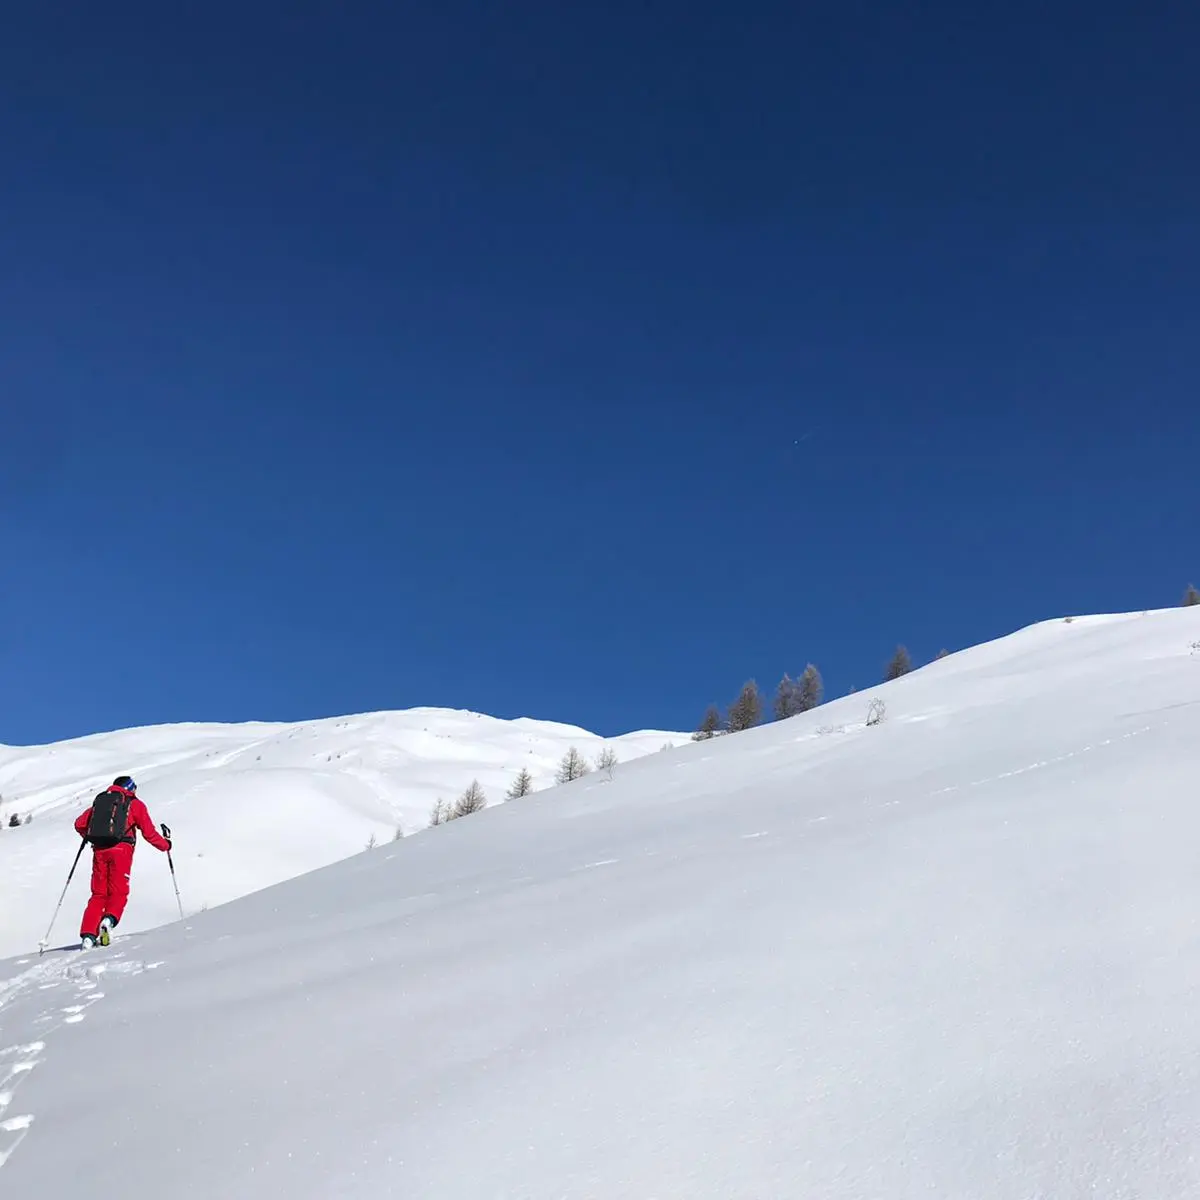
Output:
(74, 776), (172, 948)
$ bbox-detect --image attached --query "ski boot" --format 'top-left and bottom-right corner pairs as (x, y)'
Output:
(99, 916), (114, 947)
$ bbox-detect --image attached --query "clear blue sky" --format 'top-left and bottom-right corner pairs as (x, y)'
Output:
(3, 1), (1198, 745)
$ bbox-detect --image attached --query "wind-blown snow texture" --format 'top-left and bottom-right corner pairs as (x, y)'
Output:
(3, 608), (1200, 1197)
(0, 710), (683, 958)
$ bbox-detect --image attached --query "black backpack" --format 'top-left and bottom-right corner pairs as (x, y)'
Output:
(86, 789), (134, 849)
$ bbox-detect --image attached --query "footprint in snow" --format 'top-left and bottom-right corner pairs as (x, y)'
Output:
(0, 1113), (35, 1168)
(0, 1061), (40, 1090)
(0, 1044), (44, 1061)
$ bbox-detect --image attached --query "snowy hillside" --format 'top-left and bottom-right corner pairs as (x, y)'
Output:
(0, 709), (684, 958)
(3, 606), (1200, 1197)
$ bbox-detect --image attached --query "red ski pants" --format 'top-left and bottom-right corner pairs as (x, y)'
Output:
(80, 842), (135, 937)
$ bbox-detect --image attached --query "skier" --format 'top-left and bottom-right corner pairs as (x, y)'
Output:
(73, 775), (171, 949)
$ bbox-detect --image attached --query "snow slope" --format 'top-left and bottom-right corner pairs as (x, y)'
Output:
(3, 607), (1200, 1197)
(0, 709), (684, 958)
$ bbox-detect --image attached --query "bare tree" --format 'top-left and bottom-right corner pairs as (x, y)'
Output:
(506, 767), (535, 799)
(727, 680), (763, 732)
(555, 747), (591, 784)
(935, 648), (950, 660)
(796, 664), (823, 712)
(1184, 584), (1200, 607)
(451, 780), (488, 819)
(773, 674), (802, 720)
(866, 698), (887, 726)
(884, 645), (913, 681)
(692, 705), (724, 740)
(428, 798), (451, 827)
(595, 746), (619, 779)
(392, 824), (404, 842)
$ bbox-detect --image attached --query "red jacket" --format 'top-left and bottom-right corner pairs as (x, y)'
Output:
(75, 786), (171, 852)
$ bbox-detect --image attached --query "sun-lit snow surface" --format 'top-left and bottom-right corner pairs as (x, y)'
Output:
(0, 709), (684, 958)
(4, 608), (1200, 1197)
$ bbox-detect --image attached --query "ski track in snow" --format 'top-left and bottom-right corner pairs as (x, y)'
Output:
(545, 725), (1154, 878)
(0, 950), (158, 1173)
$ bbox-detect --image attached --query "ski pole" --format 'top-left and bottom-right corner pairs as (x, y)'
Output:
(39, 838), (87, 955)
(162, 824), (184, 919)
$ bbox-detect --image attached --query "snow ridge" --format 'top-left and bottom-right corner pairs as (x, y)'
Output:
(0, 707), (685, 958)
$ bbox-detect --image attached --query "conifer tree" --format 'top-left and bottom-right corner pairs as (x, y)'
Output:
(727, 680), (763, 732)
(773, 674), (802, 720)
(692, 705), (724, 740)
(796, 663), (824, 711)
(884, 645), (913, 682)
(506, 767), (535, 799)
(555, 746), (591, 784)
(451, 779), (487, 819)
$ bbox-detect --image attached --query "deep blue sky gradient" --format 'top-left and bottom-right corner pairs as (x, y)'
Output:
(3, 1), (1199, 743)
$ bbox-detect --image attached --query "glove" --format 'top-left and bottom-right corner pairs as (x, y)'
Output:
(161, 822), (172, 850)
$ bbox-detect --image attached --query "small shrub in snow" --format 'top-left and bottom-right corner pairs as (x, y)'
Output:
(506, 768), (534, 799)
(595, 746), (619, 779)
(555, 747), (591, 784)
(866, 698), (887, 727)
(393, 824), (404, 842)
(8, 813), (21, 828)
(365, 833), (377, 851)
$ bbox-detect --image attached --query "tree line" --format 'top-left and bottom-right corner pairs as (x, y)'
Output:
(426, 742), (642, 829)
(692, 583), (1200, 741)
(692, 645), (917, 741)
